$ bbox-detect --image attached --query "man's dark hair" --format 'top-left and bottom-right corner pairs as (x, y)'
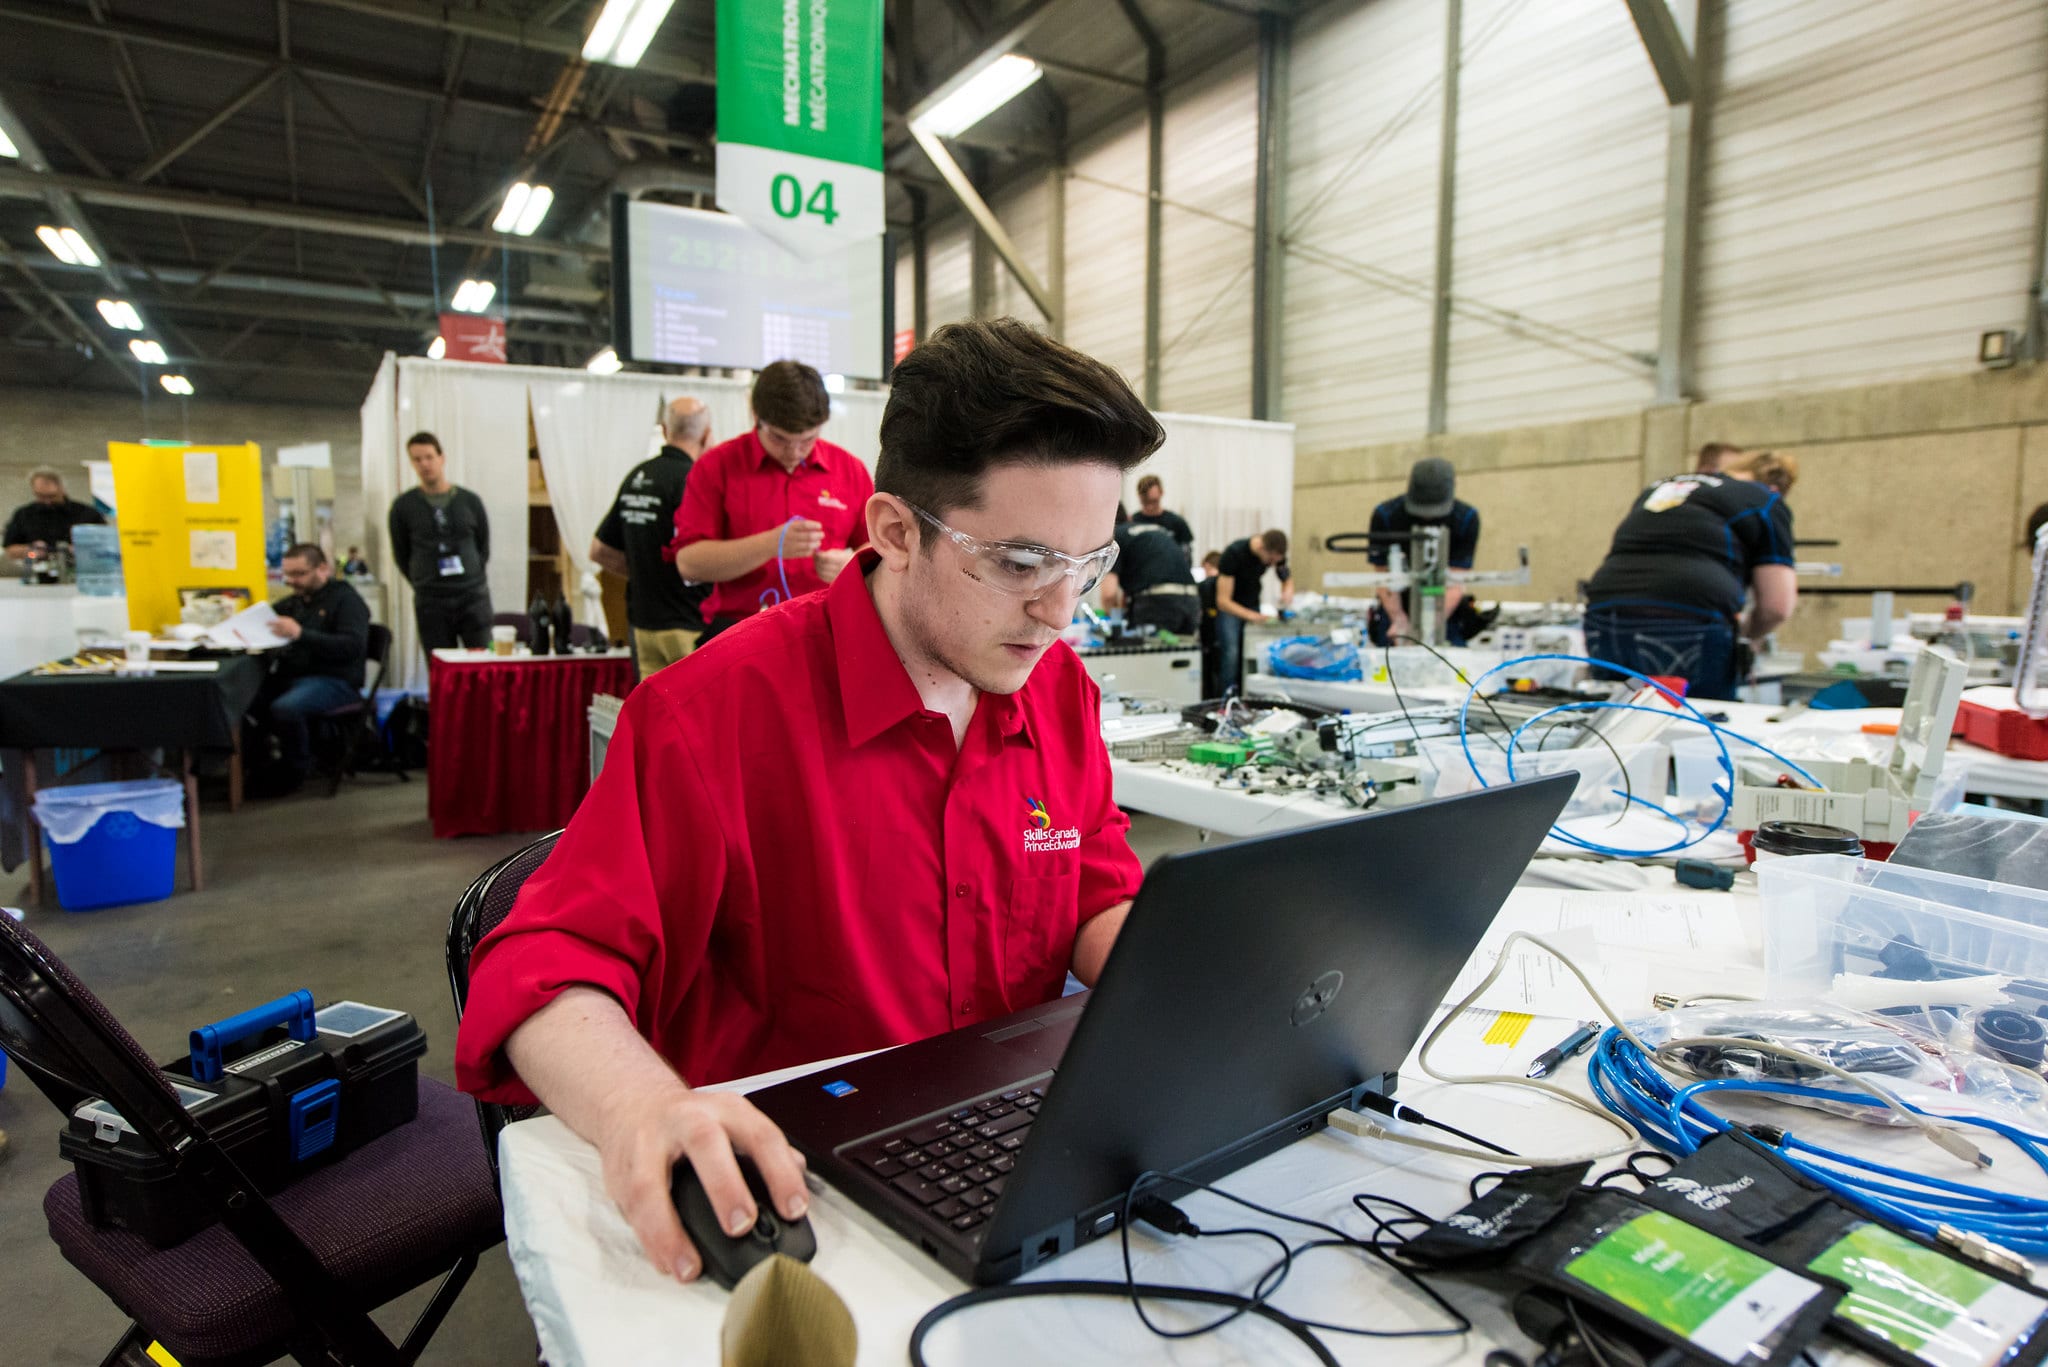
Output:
(1136, 474), (1162, 497)
(878, 318), (1164, 524)
(283, 542), (327, 567)
(405, 431), (443, 454)
(1258, 528), (1289, 558)
(751, 360), (831, 432)
(1697, 441), (1740, 470)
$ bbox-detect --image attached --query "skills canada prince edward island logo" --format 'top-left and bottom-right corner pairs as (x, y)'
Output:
(1023, 796), (1080, 853)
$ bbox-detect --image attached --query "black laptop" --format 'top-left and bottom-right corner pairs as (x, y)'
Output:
(750, 774), (1575, 1284)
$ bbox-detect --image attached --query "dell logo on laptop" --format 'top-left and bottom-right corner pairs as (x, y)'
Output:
(1290, 971), (1344, 1027)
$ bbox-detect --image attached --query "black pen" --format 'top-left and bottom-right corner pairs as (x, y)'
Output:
(1526, 1020), (1603, 1079)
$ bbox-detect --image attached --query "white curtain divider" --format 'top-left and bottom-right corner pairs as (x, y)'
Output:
(1133, 410), (1296, 562)
(528, 373), (671, 600)
(357, 353), (401, 668)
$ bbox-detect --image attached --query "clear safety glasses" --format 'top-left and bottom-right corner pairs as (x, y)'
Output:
(907, 503), (1120, 599)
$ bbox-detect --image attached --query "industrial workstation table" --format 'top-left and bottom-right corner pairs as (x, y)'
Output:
(495, 876), (2028, 1365)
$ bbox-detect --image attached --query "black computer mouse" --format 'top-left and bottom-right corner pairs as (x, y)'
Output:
(671, 1154), (817, 1290)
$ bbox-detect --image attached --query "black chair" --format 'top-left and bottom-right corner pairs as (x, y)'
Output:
(446, 831), (562, 1184)
(316, 623), (410, 797)
(0, 914), (503, 1367)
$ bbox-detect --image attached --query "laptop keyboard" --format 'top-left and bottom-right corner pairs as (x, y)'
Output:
(844, 1085), (1046, 1236)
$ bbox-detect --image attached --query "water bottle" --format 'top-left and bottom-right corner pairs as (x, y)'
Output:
(551, 595), (573, 655)
(528, 593), (553, 656)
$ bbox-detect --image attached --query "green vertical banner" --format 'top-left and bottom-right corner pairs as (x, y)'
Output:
(716, 0), (884, 251)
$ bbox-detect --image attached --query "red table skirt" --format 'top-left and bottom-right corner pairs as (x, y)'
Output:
(428, 654), (636, 838)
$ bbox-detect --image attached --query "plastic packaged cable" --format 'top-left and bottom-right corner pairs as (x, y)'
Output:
(1640, 1133), (2048, 1367)
(1635, 1001), (2048, 1132)
(1507, 1188), (1842, 1367)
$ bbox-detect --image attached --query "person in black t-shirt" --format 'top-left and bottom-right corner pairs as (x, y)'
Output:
(1126, 475), (1194, 560)
(1583, 451), (1800, 701)
(4, 467), (104, 560)
(592, 397), (716, 677)
(1100, 503), (1199, 636)
(1366, 458), (1481, 646)
(1213, 529), (1291, 694)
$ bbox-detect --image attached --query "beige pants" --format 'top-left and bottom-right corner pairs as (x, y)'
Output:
(633, 626), (698, 678)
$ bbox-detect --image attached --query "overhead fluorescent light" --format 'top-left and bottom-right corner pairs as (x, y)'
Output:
(0, 126), (17, 159)
(583, 0), (676, 67)
(427, 335), (447, 359)
(450, 278), (496, 314)
(160, 374), (194, 396)
(129, 339), (168, 365)
(95, 299), (143, 331)
(912, 54), (1044, 138)
(493, 182), (555, 236)
(36, 225), (100, 268)
(586, 347), (622, 374)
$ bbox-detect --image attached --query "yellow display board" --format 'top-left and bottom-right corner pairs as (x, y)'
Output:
(109, 441), (267, 632)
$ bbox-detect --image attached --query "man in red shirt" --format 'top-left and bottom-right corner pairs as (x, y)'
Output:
(455, 318), (1163, 1287)
(666, 359), (874, 640)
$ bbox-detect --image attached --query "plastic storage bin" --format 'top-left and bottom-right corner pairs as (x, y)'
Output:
(1415, 737), (1670, 820)
(1758, 854), (2048, 1001)
(32, 779), (185, 912)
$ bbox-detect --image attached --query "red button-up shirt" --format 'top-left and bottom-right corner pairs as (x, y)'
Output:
(455, 552), (1142, 1101)
(664, 429), (873, 622)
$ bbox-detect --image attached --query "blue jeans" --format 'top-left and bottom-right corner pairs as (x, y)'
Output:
(1214, 612), (1246, 697)
(1585, 609), (1739, 701)
(264, 675), (360, 773)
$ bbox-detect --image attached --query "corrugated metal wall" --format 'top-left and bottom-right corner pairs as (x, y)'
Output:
(923, 220), (975, 331)
(895, 0), (2048, 442)
(1157, 52), (1259, 417)
(1693, 1), (2048, 398)
(989, 175), (1055, 325)
(1281, 0), (1445, 452)
(1445, 0), (1666, 430)
(1062, 122), (1151, 392)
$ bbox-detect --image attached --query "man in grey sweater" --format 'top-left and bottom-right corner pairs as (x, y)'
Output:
(388, 430), (493, 651)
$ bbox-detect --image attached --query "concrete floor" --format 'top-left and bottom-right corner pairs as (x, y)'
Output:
(0, 774), (1204, 1366)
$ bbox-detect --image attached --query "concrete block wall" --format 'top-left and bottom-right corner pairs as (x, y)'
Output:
(1294, 364), (2048, 659)
(0, 386), (365, 561)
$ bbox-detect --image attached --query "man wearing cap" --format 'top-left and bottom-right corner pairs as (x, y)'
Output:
(1366, 458), (1482, 647)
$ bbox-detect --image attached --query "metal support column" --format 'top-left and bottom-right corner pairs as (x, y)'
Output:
(1112, 0), (1166, 406)
(2024, 3), (2048, 360)
(908, 125), (1056, 322)
(1642, 0), (1704, 402)
(1046, 162), (1066, 338)
(1425, 0), (1461, 435)
(1252, 10), (1288, 421)
(908, 185), (929, 342)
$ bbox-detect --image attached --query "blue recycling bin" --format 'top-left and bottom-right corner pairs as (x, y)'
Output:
(33, 779), (185, 912)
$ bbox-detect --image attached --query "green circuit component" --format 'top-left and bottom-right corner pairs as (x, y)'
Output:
(1188, 740), (1255, 766)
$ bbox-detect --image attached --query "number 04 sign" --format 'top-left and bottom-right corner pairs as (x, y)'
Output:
(716, 0), (884, 252)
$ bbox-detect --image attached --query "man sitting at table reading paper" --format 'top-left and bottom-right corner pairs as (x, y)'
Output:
(455, 319), (1162, 1286)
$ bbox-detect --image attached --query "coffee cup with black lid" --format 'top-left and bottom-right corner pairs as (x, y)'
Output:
(1749, 820), (1862, 867)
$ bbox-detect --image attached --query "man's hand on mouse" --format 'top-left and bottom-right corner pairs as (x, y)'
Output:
(593, 1079), (809, 1283)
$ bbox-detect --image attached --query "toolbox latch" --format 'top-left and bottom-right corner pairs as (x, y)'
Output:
(288, 1078), (341, 1162)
